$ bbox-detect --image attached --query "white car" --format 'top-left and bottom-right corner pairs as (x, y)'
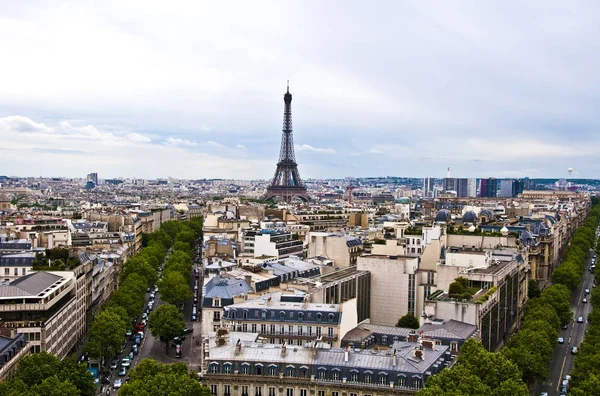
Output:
(558, 337), (564, 344)
(121, 358), (131, 367)
(577, 316), (584, 323)
(114, 379), (122, 389)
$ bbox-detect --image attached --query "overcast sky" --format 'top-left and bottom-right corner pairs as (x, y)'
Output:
(1, 1), (599, 180)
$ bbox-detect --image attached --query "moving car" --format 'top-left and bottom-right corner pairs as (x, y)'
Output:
(585, 288), (590, 295)
(571, 346), (578, 354)
(114, 379), (122, 389)
(577, 316), (584, 323)
(175, 344), (182, 358)
(558, 337), (564, 344)
(119, 367), (127, 376)
(583, 298), (588, 303)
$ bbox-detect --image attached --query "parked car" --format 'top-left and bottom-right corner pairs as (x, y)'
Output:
(173, 336), (185, 344)
(577, 316), (584, 323)
(131, 344), (138, 355)
(558, 337), (564, 344)
(119, 367), (127, 376)
(583, 298), (588, 303)
(182, 327), (193, 334)
(192, 314), (197, 321)
(571, 346), (578, 354)
(110, 360), (118, 369)
(114, 379), (122, 389)
(125, 329), (132, 337)
(121, 358), (130, 367)
(175, 344), (182, 358)
(585, 288), (590, 295)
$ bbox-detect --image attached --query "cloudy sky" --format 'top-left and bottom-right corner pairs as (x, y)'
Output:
(1, 1), (599, 180)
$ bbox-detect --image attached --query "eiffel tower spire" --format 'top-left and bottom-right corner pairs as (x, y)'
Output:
(264, 83), (310, 202)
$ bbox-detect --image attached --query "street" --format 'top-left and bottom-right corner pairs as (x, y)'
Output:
(535, 251), (595, 396)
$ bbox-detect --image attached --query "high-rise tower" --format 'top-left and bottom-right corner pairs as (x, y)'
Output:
(264, 83), (310, 202)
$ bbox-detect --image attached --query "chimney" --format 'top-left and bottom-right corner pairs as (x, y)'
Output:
(267, 296), (272, 306)
(303, 295), (309, 308)
(245, 275), (252, 287)
(344, 345), (350, 362)
(281, 342), (287, 357)
(392, 349), (397, 367)
(235, 339), (242, 355)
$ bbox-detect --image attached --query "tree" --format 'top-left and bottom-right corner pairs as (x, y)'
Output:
(119, 360), (211, 396)
(84, 308), (127, 365)
(120, 256), (157, 287)
(30, 376), (79, 396)
(502, 329), (552, 384)
(158, 271), (192, 307)
(13, 352), (61, 387)
(538, 284), (573, 326)
(551, 263), (580, 291)
(418, 364), (491, 396)
(148, 304), (186, 352)
(396, 313), (420, 329)
(528, 279), (541, 299)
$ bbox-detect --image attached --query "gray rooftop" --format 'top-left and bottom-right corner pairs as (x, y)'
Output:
(5, 272), (63, 296)
(204, 275), (253, 299)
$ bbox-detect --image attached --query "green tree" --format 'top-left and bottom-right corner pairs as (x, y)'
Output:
(418, 364), (491, 396)
(148, 304), (186, 352)
(538, 284), (573, 326)
(13, 352), (61, 387)
(158, 271), (192, 307)
(502, 329), (552, 384)
(528, 279), (541, 299)
(551, 263), (580, 291)
(396, 313), (420, 329)
(30, 375), (79, 396)
(84, 308), (127, 365)
(121, 255), (157, 287)
(119, 360), (210, 396)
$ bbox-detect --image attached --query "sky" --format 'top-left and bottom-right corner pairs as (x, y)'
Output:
(1, 1), (600, 180)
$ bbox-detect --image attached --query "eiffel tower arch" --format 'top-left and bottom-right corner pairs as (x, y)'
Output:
(264, 83), (311, 202)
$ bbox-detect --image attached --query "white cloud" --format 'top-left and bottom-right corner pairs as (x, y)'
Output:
(126, 133), (151, 143)
(165, 137), (198, 147)
(369, 149), (384, 154)
(295, 144), (336, 154)
(236, 144), (247, 150)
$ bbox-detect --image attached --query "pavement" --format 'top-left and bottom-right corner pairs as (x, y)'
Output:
(535, 248), (596, 396)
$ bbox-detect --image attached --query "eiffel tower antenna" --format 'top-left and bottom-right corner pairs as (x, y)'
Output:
(264, 83), (310, 202)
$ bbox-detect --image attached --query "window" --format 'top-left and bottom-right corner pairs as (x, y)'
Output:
(350, 372), (358, 382)
(365, 373), (372, 383)
(223, 364), (232, 374)
(256, 388), (262, 396)
(280, 311), (286, 320)
(243, 310), (248, 320)
(242, 386), (249, 396)
(231, 310), (237, 319)
(316, 313), (322, 321)
(413, 378), (421, 388)
(289, 325), (293, 334)
(332, 370), (339, 380)
(318, 392), (325, 396)
(261, 324), (266, 333)
(307, 326), (312, 336)
(331, 392), (338, 396)
(286, 389), (293, 396)
(450, 342), (458, 352)
(241, 364), (249, 374)
(328, 313), (334, 322)
(280, 325), (285, 335)
(318, 369), (326, 379)
(316, 327), (322, 337)
(252, 324), (257, 333)
(328, 327), (334, 338)
(417, 239), (421, 244)
(22, 268), (26, 275)
(300, 390), (307, 396)
(379, 374), (387, 384)
(298, 326), (303, 336)
(268, 388), (276, 396)
(270, 325), (276, 334)
(397, 376), (406, 387)
(224, 385), (231, 396)
(3, 269), (8, 276)
(298, 312), (304, 321)
(209, 364), (218, 374)
(13, 268), (17, 276)
(261, 310), (267, 320)
(286, 366), (295, 377)
(255, 365), (263, 375)
(213, 298), (220, 307)
(268, 366), (277, 376)
(213, 311), (221, 322)
(210, 385), (217, 395)
(242, 323), (248, 332)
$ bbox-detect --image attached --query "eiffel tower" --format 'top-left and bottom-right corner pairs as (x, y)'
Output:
(264, 83), (310, 202)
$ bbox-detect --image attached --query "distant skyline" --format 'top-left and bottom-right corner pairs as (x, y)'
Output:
(1, 1), (599, 179)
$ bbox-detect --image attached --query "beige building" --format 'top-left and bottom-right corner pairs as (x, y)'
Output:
(357, 255), (419, 327)
(307, 232), (363, 268)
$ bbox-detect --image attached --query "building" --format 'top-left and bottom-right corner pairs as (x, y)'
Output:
(0, 333), (29, 381)
(222, 292), (355, 348)
(307, 233), (363, 268)
(86, 173), (99, 186)
(422, 178), (434, 197)
(357, 255), (419, 327)
(479, 178), (497, 198)
(202, 329), (453, 396)
(0, 270), (87, 357)
(202, 275), (254, 334)
(0, 194), (11, 211)
(0, 252), (35, 282)
(243, 229), (303, 259)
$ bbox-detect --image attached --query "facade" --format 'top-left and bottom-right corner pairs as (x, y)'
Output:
(357, 255), (419, 327)
(422, 178), (433, 197)
(243, 230), (304, 259)
(0, 252), (35, 282)
(479, 178), (498, 198)
(202, 330), (453, 396)
(202, 275), (254, 334)
(222, 293), (355, 348)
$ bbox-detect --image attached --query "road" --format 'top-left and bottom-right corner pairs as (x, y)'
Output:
(535, 249), (596, 396)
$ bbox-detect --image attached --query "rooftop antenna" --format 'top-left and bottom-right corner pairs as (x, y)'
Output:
(446, 167), (450, 178)
(287, 80), (289, 93)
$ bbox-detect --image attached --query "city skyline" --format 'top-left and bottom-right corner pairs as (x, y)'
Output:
(1, 2), (599, 179)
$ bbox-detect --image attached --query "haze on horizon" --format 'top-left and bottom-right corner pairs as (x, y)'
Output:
(0, 1), (599, 180)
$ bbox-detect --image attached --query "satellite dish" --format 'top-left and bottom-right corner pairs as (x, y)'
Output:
(568, 167), (573, 176)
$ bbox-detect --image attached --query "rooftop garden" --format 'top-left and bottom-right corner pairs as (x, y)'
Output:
(32, 248), (81, 271)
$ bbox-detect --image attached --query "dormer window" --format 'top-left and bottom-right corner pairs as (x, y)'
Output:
(261, 310), (267, 320)
(213, 298), (221, 307)
(328, 313), (334, 323)
(298, 312), (304, 321)
(280, 311), (286, 320)
(316, 313), (322, 322)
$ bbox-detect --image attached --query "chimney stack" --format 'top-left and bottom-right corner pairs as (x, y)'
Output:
(344, 345), (350, 362)
(392, 349), (397, 367)
(281, 342), (287, 357)
(235, 339), (242, 355)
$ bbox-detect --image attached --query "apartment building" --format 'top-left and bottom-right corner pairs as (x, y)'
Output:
(242, 229), (303, 259)
(307, 233), (363, 268)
